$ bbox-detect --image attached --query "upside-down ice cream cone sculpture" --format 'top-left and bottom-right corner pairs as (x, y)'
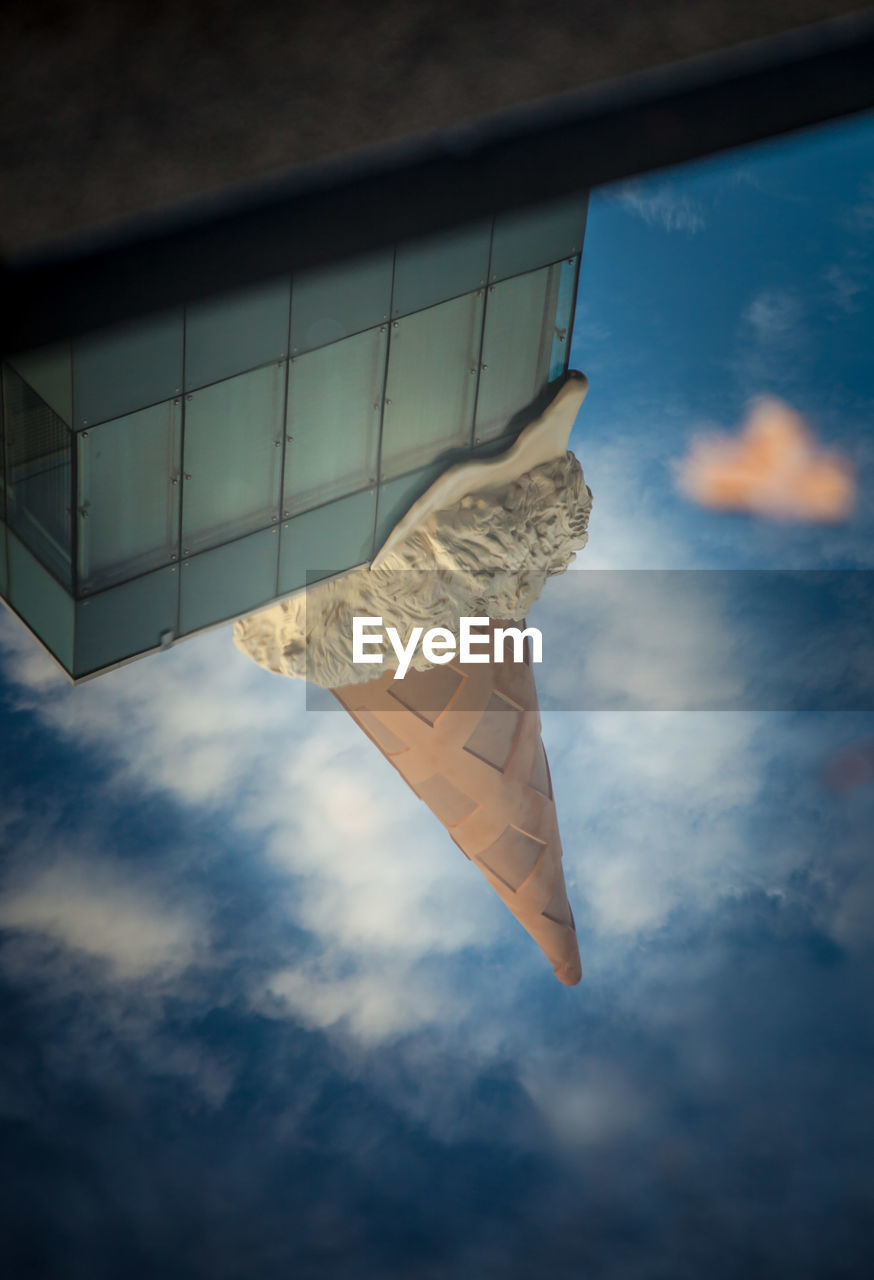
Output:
(333, 619), (581, 984)
(234, 374), (592, 985)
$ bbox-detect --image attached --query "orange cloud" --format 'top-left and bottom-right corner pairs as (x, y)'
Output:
(677, 398), (855, 522)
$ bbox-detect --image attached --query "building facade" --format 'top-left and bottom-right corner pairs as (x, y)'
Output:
(0, 193), (586, 680)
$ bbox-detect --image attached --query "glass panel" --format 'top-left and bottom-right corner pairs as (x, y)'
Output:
(7, 531), (74, 672)
(77, 400), (181, 593)
(179, 527), (279, 635)
(374, 460), (449, 550)
(284, 328), (386, 515)
(185, 279), (290, 391)
(0, 524), (7, 599)
(475, 266), (560, 444)
(380, 292), (483, 480)
(291, 249), (394, 353)
(181, 363), (284, 554)
(548, 257), (577, 382)
(392, 221), (491, 317)
(2, 363), (72, 587)
(490, 192), (588, 282)
(73, 309), (184, 427)
(6, 341), (73, 425)
(74, 566), (178, 678)
(278, 488), (376, 595)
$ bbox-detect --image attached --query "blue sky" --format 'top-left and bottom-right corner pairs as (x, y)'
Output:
(2, 109), (874, 1278)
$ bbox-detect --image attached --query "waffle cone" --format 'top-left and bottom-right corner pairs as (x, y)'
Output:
(332, 621), (581, 985)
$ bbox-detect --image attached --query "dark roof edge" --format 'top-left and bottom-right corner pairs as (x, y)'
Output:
(3, 8), (874, 354)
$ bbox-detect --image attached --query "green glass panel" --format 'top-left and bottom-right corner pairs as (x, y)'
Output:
(0, 524), (7, 599)
(475, 266), (560, 444)
(74, 566), (178, 678)
(284, 328), (386, 515)
(291, 250), (394, 353)
(7, 341), (73, 425)
(179, 527), (279, 635)
(392, 221), (490, 317)
(374, 460), (449, 550)
(7, 532), (74, 672)
(278, 488), (376, 595)
(185, 279), (290, 391)
(3, 363), (73, 587)
(77, 400), (181, 592)
(181, 363), (284, 554)
(73, 310), (184, 428)
(380, 292), (483, 481)
(490, 192), (588, 282)
(548, 257), (577, 382)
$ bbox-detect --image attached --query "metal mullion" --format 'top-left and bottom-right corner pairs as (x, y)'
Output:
(372, 248), (397, 553)
(565, 207), (586, 376)
(277, 272), (295, 599)
(172, 318), (186, 641)
(470, 217), (496, 447)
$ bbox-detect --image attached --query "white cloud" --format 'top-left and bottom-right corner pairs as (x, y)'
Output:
(260, 962), (452, 1044)
(1, 617), (292, 807)
(0, 612), (500, 1045)
(823, 264), (867, 314)
(612, 181), (706, 234)
(538, 569), (745, 713)
(564, 431), (692, 570)
(743, 288), (803, 345)
(520, 1055), (654, 1148)
(729, 287), (809, 394)
(543, 709), (766, 939)
(0, 856), (199, 980)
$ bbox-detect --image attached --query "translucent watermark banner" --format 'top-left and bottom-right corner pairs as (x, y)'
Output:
(301, 570), (874, 711)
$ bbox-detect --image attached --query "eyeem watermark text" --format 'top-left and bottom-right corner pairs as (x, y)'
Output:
(352, 616), (542, 679)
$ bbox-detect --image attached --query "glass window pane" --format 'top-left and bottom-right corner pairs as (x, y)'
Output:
(73, 310), (184, 427)
(185, 278), (291, 391)
(380, 292), (483, 481)
(284, 328), (386, 515)
(278, 488), (376, 595)
(490, 192), (588, 282)
(475, 266), (560, 444)
(74, 566), (178, 678)
(180, 528), (279, 635)
(6, 341), (73, 425)
(7, 531), (74, 673)
(291, 250), (394, 354)
(0, 525), (6, 598)
(77, 400), (181, 593)
(3, 363), (73, 587)
(181, 363), (284, 554)
(392, 221), (491, 317)
(374, 460), (450, 550)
